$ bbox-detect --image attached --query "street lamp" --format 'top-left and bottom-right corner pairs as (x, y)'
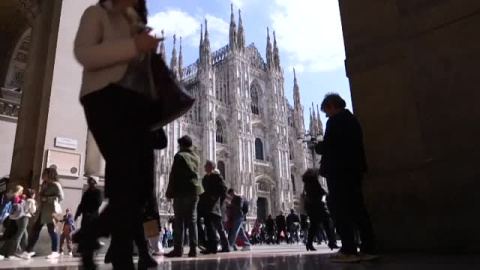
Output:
(297, 131), (323, 168)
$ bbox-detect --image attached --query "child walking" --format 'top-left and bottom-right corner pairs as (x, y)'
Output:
(60, 209), (76, 256)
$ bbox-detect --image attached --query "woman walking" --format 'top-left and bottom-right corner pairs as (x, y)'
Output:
(22, 168), (64, 259)
(74, 0), (161, 269)
(302, 169), (338, 251)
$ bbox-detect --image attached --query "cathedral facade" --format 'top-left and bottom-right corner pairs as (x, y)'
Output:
(154, 7), (312, 222)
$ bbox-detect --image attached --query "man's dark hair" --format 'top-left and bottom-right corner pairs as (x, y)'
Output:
(26, 189), (35, 199)
(87, 177), (97, 185)
(178, 135), (193, 148)
(320, 93), (346, 112)
(227, 188), (235, 194)
(302, 168), (319, 183)
(99, 0), (148, 25)
(205, 160), (216, 169)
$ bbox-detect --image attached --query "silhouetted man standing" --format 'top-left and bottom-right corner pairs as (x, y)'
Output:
(265, 215), (276, 244)
(275, 212), (287, 244)
(165, 136), (203, 258)
(75, 177), (102, 253)
(198, 161), (229, 254)
(316, 93), (376, 263)
(286, 209), (300, 244)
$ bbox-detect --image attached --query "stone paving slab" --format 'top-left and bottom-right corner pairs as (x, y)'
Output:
(0, 244), (479, 269)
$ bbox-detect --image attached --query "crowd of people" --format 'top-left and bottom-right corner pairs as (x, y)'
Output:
(0, 0), (378, 268)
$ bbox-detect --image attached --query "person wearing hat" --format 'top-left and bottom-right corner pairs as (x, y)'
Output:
(165, 135), (203, 258)
(75, 177), (103, 252)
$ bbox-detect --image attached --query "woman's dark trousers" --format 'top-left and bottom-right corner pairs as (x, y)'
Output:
(81, 85), (155, 268)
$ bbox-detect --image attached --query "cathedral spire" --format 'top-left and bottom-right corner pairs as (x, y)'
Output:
(293, 68), (301, 108)
(311, 103), (319, 135)
(199, 24), (204, 59)
(317, 104), (323, 134)
(266, 28), (273, 69)
(273, 31), (281, 69)
(179, 37), (184, 80)
(237, 9), (245, 51)
(309, 108), (314, 134)
(229, 3), (237, 50)
(293, 68), (305, 135)
(200, 19), (211, 67)
(204, 19), (211, 55)
(170, 34), (178, 78)
(159, 29), (167, 63)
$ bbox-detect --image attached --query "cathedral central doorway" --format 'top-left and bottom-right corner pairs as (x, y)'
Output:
(257, 197), (268, 222)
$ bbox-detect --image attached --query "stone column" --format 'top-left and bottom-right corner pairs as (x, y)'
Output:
(10, 0), (63, 189)
(11, 0), (96, 201)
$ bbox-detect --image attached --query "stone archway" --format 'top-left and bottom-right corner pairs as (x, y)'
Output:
(15, 0), (41, 23)
(4, 27), (32, 89)
(255, 175), (276, 218)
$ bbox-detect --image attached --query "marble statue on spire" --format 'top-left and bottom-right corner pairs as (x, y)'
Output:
(159, 29), (166, 63)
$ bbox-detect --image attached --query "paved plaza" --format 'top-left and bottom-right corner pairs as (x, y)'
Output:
(0, 244), (478, 270)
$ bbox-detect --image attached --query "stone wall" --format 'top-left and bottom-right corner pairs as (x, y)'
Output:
(0, 120), (16, 177)
(338, 0), (480, 252)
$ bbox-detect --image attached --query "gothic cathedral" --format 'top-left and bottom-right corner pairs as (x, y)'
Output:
(153, 6), (317, 223)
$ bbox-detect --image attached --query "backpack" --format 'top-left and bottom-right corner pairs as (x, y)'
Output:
(0, 200), (12, 224)
(9, 201), (25, 220)
(241, 199), (249, 215)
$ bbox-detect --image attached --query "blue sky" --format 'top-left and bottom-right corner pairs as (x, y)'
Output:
(147, 0), (351, 130)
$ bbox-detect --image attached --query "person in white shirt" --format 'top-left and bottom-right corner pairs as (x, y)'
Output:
(74, 0), (161, 269)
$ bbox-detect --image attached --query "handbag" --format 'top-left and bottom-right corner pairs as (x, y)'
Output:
(52, 201), (63, 221)
(143, 215), (161, 239)
(148, 53), (195, 131)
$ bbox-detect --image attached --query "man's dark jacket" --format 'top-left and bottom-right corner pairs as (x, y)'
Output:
(75, 187), (102, 220)
(166, 148), (204, 199)
(266, 217), (275, 232)
(276, 214), (286, 229)
(286, 213), (300, 228)
(316, 109), (367, 178)
(198, 170), (227, 217)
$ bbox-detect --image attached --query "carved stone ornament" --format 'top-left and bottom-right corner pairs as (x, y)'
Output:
(258, 181), (269, 192)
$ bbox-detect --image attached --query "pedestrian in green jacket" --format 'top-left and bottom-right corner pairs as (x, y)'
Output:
(165, 135), (203, 258)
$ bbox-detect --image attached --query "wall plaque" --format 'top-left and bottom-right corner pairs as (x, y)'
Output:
(54, 137), (78, 150)
(46, 149), (82, 178)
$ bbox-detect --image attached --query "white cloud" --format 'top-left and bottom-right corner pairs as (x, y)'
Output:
(232, 0), (245, 8)
(271, 0), (345, 72)
(205, 14), (229, 35)
(148, 9), (229, 52)
(290, 64), (305, 73)
(148, 9), (199, 39)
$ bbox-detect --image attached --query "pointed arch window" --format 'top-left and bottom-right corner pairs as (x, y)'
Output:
(251, 85), (260, 115)
(291, 174), (296, 192)
(289, 142), (294, 160)
(216, 121), (225, 144)
(255, 138), (264, 160)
